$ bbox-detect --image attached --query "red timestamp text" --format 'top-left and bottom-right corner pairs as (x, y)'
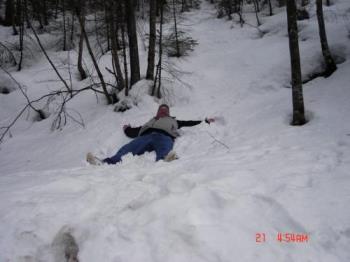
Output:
(256, 232), (309, 243)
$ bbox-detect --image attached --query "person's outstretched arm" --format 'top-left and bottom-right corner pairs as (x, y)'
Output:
(177, 118), (215, 128)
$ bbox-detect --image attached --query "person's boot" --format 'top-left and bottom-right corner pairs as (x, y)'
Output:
(164, 151), (178, 162)
(86, 152), (103, 166)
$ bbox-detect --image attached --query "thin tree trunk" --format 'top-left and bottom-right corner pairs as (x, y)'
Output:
(77, 14), (87, 80)
(24, 0), (30, 28)
(17, 0), (24, 71)
(70, 12), (75, 45)
(11, 0), (18, 34)
(146, 0), (156, 80)
(4, 0), (15, 26)
(120, 11), (129, 95)
(42, 0), (48, 26)
(62, 0), (67, 51)
(172, 0), (181, 57)
(94, 10), (104, 55)
(104, 2), (110, 52)
(286, 0), (306, 125)
(31, 0), (44, 29)
(181, 0), (188, 12)
(316, 0), (337, 77)
(109, 1), (125, 92)
(125, 0), (141, 87)
(77, 12), (112, 104)
(253, 0), (261, 26)
(54, 0), (58, 19)
(153, 1), (164, 98)
(267, 0), (273, 16)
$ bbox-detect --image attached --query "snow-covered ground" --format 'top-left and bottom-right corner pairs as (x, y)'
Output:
(1, 1), (350, 261)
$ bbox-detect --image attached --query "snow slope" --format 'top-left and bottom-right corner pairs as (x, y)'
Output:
(1, 1), (350, 261)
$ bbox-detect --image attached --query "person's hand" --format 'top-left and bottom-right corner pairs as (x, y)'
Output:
(205, 117), (215, 124)
(123, 124), (131, 131)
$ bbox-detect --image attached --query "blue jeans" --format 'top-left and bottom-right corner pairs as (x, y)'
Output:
(103, 132), (174, 164)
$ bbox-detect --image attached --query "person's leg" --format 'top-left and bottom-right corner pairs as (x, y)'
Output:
(151, 133), (174, 161)
(103, 135), (153, 164)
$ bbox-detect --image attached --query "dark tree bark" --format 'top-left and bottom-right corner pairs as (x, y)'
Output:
(108, 0), (125, 92)
(253, 0), (261, 26)
(77, 8), (112, 104)
(286, 0), (306, 125)
(62, 0), (67, 50)
(125, 0), (141, 87)
(152, 0), (165, 98)
(316, 0), (337, 77)
(119, 6), (129, 95)
(77, 14), (87, 80)
(42, 0), (48, 26)
(4, 0), (15, 26)
(181, 0), (186, 12)
(146, 0), (156, 80)
(30, 0), (44, 29)
(104, 2), (111, 52)
(17, 0), (24, 71)
(54, 0), (59, 19)
(267, 0), (273, 16)
(93, 10), (104, 55)
(11, 0), (18, 34)
(172, 0), (181, 57)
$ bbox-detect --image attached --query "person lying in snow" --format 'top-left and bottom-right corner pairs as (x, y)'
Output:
(86, 104), (215, 165)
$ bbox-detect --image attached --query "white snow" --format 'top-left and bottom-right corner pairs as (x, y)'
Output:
(1, 1), (350, 261)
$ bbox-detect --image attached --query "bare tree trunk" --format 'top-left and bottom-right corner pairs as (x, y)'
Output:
(54, 0), (59, 19)
(17, 0), (24, 71)
(4, 0), (15, 26)
(172, 0), (181, 57)
(42, 0), (48, 26)
(152, 1), (164, 98)
(120, 10), (129, 95)
(286, 0), (306, 125)
(77, 10), (112, 104)
(108, 0), (125, 92)
(24, 0), (30, 28)
(125, 0), (141, 87)
(238, 0), (245, 27)
(30, 0), (44, 29)
(11, 0), (18, 34)
(77, 14), (87, 80)
(267, 0), (273, 16)
(146, 0), (156, 80)
(62, 0), (67, 51)
(104, 2), (110, 52)
(253, 0), (261, 26)
(181, 0), (188, 12)
(316, 0), (337, 77)
(94, 10), (104, 55)
(70, 12), (75, 45)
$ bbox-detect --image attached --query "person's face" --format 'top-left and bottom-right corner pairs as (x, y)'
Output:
(157, 106), (169, 118)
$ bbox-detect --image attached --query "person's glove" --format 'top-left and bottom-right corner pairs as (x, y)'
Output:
(205, 117), (215, 124)
(123, 124), (131, 131)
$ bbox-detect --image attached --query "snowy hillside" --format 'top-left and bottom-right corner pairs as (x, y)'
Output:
(1, 1), (350, 261)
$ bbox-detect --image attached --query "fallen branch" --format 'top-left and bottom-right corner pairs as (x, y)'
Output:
(1, 66), (46, 119)
(206, 131), (230, 150)
(0, 81), (102, 143)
